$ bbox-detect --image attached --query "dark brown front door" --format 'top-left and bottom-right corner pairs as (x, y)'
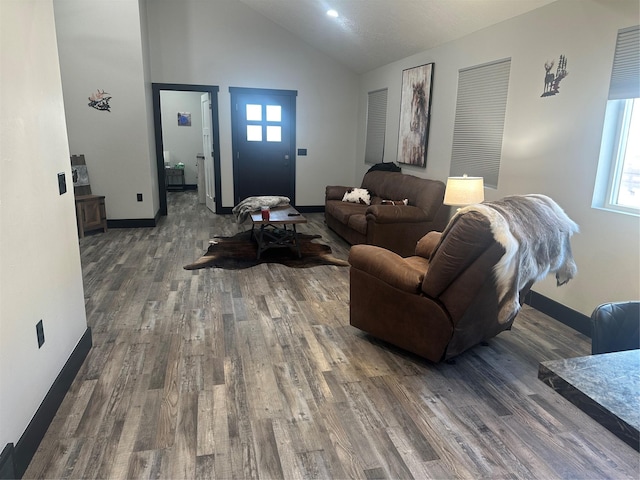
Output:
(230, 87), (297, 205)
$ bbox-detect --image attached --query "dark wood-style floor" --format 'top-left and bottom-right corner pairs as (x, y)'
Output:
(25, 191), (639, 479)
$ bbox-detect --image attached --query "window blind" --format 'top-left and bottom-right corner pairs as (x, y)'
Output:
(364, 88), (388, 164)
(450, 58), (511, 189)
(609, 25), (640, 100)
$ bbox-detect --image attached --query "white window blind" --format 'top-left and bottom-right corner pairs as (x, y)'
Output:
(609, 25), (640, 100)
(364, 88), (388, 164)
(450, 58), (511, 189)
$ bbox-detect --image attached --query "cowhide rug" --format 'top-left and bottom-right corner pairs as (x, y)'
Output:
(184, 230), (349, 270)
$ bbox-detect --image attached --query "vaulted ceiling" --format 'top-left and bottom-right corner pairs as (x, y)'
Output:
(237, 0), (557, 74)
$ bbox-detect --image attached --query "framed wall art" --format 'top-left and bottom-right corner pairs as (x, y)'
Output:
(397, 63), (434, 167)
(177, 112), (192, 126)
(88, 89), (111, 112)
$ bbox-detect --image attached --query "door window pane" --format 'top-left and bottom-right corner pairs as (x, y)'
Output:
(246, 104), (262, 121)
(247, 125), (262, 142)
(266, 105), (281, 122)
(266, 126), (281, 142)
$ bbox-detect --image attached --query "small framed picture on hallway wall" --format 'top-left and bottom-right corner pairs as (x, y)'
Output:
(178, 112), (192, 126)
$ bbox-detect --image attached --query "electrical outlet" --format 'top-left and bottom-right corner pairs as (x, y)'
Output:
(36, 320), (45, 348)
(137, 193), (143, 202)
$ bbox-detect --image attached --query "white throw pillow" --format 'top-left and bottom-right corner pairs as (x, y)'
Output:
(342, 188), (371, 205)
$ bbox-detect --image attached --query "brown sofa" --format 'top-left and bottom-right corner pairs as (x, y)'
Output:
(348, 195), (579, 362)
(325, 171), (449, 257)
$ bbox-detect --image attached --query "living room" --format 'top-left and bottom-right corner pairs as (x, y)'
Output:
(1, 0), (638, 478)
(50, 0), (639, 314)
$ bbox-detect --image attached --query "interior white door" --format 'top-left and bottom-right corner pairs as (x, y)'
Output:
(201, 93), (215, 213)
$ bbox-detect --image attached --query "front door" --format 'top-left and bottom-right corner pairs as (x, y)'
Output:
(230, 88), (297, 205)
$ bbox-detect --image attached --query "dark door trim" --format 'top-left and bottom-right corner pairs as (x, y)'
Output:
(229, 87), (297, 205)
(152, 83), (221, 216)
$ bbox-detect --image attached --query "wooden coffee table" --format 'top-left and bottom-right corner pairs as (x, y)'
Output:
(250, 205), (307, 259)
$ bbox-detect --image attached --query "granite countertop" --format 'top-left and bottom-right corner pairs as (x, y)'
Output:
(539, 349), (640, 451)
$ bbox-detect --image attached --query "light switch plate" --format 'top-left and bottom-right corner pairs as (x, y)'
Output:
(58, 173), (67, 195)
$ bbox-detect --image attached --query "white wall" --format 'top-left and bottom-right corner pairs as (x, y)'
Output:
(53, 0), (159, 220)
(0, 0), (88, 448)
(138, 0), (160, 218)
(145, 0), (360, 207)
(160, 91), (204, 185)
(357, 0), (640, 316)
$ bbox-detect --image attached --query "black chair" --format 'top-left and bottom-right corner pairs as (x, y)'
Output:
(590, 301), (640, 354)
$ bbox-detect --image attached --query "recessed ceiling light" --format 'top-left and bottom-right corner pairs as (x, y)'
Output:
(326, 9), (339, 18)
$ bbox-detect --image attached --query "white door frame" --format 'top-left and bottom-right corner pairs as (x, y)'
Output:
(201, 93), (215, 213)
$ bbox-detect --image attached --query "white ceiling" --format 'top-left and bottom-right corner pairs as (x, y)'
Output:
(237, 0), (557, 74)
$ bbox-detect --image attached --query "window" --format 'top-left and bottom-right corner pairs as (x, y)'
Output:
(606, 99), (639, 210)
(364, 88), (388, 164)
(450, 58), (511, 189)
(593, 26), (640, 215)
(245, 103), (282, 143)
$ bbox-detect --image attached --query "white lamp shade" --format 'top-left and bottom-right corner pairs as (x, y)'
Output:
(443, 175), (484, 206)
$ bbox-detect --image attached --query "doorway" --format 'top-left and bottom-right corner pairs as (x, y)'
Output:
(152, 83), (221, 216)
(230, 87), (297, 205)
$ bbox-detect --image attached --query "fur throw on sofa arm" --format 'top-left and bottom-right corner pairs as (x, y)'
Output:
(453, 194), (579, 324)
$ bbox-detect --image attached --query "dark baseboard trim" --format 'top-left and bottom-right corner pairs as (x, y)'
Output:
(295, 205), (324, 213)
(104, 205), (323, 226)
(13, 328), (92, 478)
(166, 184), (196, 191)
(0, 444), (15, 480)
(107, 218), (157, 228)
(524, 291), (591, 337)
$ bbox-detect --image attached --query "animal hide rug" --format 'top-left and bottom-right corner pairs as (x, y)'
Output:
(453, 194), (579, 323)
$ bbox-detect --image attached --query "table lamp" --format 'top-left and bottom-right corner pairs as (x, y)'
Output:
(443, 174), (484, 208)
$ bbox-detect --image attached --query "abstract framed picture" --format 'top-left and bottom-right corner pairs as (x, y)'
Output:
(178, 112), (192, 126)
(397, 63), (434, 167)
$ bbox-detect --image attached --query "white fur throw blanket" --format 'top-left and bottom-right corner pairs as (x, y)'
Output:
(453, 194), (579, 323)
(232, 195), (290, 224)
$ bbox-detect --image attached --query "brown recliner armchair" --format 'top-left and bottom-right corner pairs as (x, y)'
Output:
(348, 194), (579, 362)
